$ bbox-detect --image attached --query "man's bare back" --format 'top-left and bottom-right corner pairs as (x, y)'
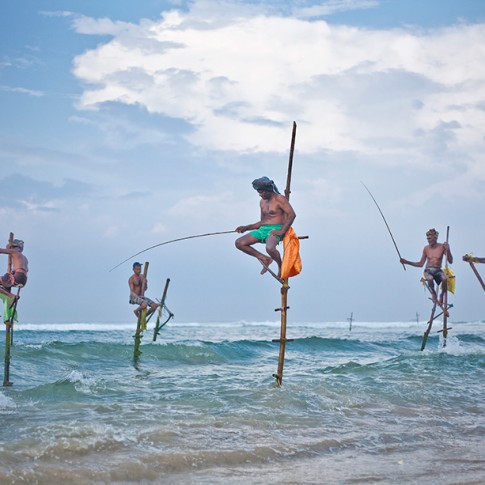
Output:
(0, 239), (29, 293)
(10, 252), (29, 273)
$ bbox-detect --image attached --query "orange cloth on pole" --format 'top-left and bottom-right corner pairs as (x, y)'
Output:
(280, 227), (302, 279)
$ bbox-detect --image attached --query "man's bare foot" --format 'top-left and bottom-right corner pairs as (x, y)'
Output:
(259, 257), (273, 274)
(133, 310), (140, 318)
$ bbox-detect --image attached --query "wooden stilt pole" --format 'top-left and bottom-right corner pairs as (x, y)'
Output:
(421, 302), (437, 351)
(153, 278), (171, 341)
(272, 121), (297, 387)
(3, 287), (20, 387)
(442, 226), (450, 345)
(3, 232), (15, 387)
(348, 312), (353, 332)
(467, 261), (485, 292)
(133, 262), (149, 361)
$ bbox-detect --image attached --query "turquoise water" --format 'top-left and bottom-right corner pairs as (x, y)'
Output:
(1, 320), (484, 484)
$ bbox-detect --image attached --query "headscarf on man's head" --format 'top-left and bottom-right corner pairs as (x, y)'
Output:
(252, 176), (280, 194)
(11, 239), (24, 249)
(426, 228), (439, 237)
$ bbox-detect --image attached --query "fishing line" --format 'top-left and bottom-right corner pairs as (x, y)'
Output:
(109, 230), (236, 272)
(361, 182), (406, 271)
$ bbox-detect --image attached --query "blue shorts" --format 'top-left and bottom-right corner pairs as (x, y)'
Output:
(250, 224), (283, 243)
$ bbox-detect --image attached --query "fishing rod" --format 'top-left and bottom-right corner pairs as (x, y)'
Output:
(109, 230), (236, 272)
(361, 182), (406, 271)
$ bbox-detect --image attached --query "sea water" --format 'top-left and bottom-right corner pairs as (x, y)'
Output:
(0, 320), (484, 484)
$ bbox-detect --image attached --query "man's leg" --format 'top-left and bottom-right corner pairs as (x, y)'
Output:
(439, 274), (448, 305)
(134, 301), (148, 318)
(1, 273), (13, 291)
(0, 286), (15, 299)
(426, 277), (439, 305)
(265, 235), (282, 277)
(235, 234), (272, 273)
(147, 302), (159, 317)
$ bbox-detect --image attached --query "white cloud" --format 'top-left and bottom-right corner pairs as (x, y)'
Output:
(1, 85), (45, 97)
(70, 2), (485, 176)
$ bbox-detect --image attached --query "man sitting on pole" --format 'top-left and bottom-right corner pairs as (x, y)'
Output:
(235, 176), (296, 279)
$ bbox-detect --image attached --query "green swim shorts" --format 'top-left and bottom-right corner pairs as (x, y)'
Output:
(250, 224), (283, 242)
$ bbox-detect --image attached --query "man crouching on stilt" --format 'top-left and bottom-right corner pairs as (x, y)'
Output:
(0, 239), (28, 301)
(235, 176), (296, 278)
(128, 262), (159, 318)
(400, 228), (453, 306)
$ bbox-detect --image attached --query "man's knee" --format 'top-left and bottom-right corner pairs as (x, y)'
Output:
(235, 237), (253, 250)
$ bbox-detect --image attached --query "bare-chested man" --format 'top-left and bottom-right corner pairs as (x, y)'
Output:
(400, 228), (453, 305)
(128, 262), (159, 318)
(235, 176), (296, 278)
(0, 239), (28, 298)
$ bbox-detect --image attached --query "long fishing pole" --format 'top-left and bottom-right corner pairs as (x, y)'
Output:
(361, 182), (406, 271)
(110, 230), (236, 272)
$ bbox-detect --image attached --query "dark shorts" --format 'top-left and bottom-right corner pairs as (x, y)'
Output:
(13, 271), (27, 286)
(1, 271), (27, 288)
(249, 224), (283, 243)
(424, 267), (444, 285)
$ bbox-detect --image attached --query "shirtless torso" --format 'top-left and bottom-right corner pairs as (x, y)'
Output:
(422, 243), (448, 269)
(128, 273), (146, 299)
(128, 264), (160, 318)
(259, 193), (291, 226)
(235, 183), (296, 278)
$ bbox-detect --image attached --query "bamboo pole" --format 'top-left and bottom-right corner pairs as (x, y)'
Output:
(421, 302), (436, 351)
(442, 226), (450, 344)
(153, 278), (171, 341)
(3, 287), (20, 387)
(3, 232), (14, 387)
(468, 261), (485, 292)
(7, 232), (13, 273)
(272, 121), (297, 387)
(133, 262), (149, 360)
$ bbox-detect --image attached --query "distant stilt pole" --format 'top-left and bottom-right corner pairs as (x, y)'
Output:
(133, 262), (149, 361)
(348, 312), (353, 332)
(273, 121), (297, 387)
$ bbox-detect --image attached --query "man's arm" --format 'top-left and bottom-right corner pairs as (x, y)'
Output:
(400, 248), (427, 268)
(235, 221), (262, 233)
(0, 248), (14, 255)
(443, 243), (453, 264)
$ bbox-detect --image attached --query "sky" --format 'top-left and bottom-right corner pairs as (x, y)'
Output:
(1, 0), (485, 325)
